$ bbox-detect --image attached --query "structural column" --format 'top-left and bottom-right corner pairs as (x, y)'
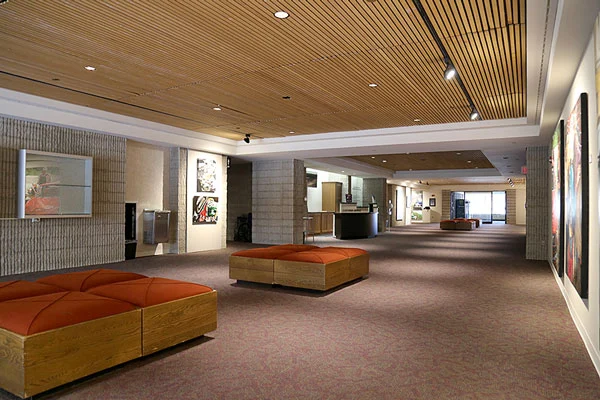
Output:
(252, 159), (306, 244)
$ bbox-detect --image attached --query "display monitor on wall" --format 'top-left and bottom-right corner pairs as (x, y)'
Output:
(17, 149), (93, 218)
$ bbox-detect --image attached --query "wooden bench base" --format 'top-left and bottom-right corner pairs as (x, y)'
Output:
(0, 309), (141, 399)
(142, 290), (217, 355)
(231, 253), (369, 291)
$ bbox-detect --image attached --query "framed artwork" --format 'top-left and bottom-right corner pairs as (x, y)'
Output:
(429, 198), (436, 207)
(306, 173), (317, 188)
(551, 120), (565, 277)
(192, 196), (218, 224)
(197, 159), (216, 192)
(564, 93), (589, 298)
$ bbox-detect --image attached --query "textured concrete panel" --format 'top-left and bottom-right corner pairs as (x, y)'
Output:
(526, 146), (550, 260)
(0, 116), (125, 276)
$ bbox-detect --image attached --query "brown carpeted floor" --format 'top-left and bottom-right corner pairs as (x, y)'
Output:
(2, 223), (600, 399)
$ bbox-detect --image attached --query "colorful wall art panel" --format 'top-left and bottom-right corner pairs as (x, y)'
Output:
(551, 120), (565, 277)
(564, 93), (589, 298)
(192, 196), (218, 225)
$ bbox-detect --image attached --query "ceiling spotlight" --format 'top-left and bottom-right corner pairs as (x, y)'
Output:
(368, 83), (378, 87)
(382, 160), (387, 163)
(289, 131), (295, 134)
(212, 106), (222, 111)
(469, 107), (480, 120)
(371, 156), (375, 159)
(274, 11), (289, 19)
(443, 58), (456, 80)
(413, 118), (421, 122)
(243, 134), (250, 143)
(84, 66), (96, 71)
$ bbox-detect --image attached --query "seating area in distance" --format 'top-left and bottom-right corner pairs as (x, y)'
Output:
(439, 218), (481, 231)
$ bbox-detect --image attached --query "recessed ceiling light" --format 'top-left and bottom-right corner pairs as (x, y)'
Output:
(289, 131), (295, 134)
(371, 156), (375, 159)
(409, 168), (413, 171)
(456, 152), (461, 155)
(274, 11), (289, 19)
(475, 166), (479, 169)
(84, 66), (96, 71)
(467, 160), (472, 163)
(368, 83), (378, 87)
(382, 160), (387, 163)
(413, 118), (421, 122)
(212, 106), (222, 111)
(341, 170), (345, 173)
(406, 152), (410, 155)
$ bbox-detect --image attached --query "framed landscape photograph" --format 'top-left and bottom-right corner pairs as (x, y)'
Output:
(551, 120), (564, 277)
(564, 93), (589, 298)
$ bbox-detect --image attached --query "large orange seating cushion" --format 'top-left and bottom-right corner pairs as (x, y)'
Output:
(312, 247), (368, 257)
(276, 251), (347, 264)
(87, 277), (213, 307)
(0, 292), (137, 336)
(230, 248), (297, 259)
(0, 280), (66, 302)
(37, 268), (147, 292)
(267, 244), (319, 252)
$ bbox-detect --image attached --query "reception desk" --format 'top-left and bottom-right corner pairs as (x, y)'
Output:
(334, 212), (378, 239)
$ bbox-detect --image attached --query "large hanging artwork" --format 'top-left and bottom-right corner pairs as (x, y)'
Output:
(564, 93), (589, 298)
(192, 196), (218, 225)
(197, 159), (217, 193)
(551, 120), (564, 277)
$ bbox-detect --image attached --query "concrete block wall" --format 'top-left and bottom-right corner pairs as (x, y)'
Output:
(0, 116), (125, 276)
(168, 148), (187, 254)
(227, 163), (252, 241)
(441, 190), (451, 220)
(252, 159), (305, 244)
(506, 189), (517, 225)
(526, 146), (550, 260)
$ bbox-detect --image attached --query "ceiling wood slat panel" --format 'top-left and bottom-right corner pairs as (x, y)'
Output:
(0, 0), (526, 140)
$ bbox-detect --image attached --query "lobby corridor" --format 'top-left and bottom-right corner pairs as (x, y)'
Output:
(2, 224), (599, 399)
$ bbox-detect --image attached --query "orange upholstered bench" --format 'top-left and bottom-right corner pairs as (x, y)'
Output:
(229, 245), (318, 284)
(0, 292), (141, 398)
(230, 244), (369, 291)
(0, 280), (66, 302)
(440, 220), (457, 230)
(37, 268), (147, 291)
(88, 277), (217, 355)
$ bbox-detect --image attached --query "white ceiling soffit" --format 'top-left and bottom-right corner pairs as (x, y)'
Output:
(235, 118), (540, 160)
(538, 0), (600, 138)
(0, 88), (238, 155)
(392, 168), (502, 180)
(306, 158), (394, 179)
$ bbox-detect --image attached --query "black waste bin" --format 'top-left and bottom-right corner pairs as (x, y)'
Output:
(125, 240), (137, 260)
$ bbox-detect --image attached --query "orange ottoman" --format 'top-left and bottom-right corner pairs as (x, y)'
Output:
(0, 292), (141, 398)
(0, 280), (66, 302)
(313, 247), (370, 281)
(88, 277), (217, 355)
(274, 251), (350, 291)
(37, 268), (147, 291)
(267, 244), (320, 252)
(229, 248), (298, 284)
(440, 220), (457, 230)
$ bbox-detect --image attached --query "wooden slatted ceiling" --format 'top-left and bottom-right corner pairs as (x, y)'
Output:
(0, 0), (525, 140)
(349, 150), (495, 171)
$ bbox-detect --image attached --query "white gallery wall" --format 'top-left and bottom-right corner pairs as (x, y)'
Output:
(125, 140), (169, 257)
(552, 29), (600, 373)
(186, 150), (227, 253)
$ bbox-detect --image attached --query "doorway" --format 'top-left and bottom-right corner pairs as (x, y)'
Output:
(457, 191), (506, 224)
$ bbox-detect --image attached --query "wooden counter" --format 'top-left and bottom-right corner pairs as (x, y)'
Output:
(333, 212), (378, 239)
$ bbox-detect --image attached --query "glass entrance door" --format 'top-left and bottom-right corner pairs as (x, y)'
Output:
(462, 191), (507, 224)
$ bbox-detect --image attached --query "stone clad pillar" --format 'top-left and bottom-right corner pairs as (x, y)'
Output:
(252, 159), (306, 244)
